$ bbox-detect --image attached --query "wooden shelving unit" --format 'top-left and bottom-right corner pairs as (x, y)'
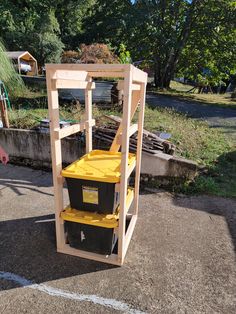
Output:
(46, 64), (147, 266)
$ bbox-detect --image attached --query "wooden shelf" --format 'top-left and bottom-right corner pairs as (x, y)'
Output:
(46, 64), (147, 265)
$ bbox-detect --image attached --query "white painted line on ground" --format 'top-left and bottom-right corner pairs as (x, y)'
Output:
(35, 218), (55, 223)
(0, 271), (146, 314)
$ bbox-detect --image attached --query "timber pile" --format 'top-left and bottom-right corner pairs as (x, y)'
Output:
(94, 115), (176, 155)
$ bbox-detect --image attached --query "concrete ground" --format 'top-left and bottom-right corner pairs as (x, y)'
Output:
(0, 164), (236, 313)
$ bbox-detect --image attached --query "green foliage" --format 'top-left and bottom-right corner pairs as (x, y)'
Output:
(80, 0), (132, 46)
(0, 2), (64, 65)
(178, 0), (236, 86)
(0, 0), (235, 91)
(55, 0), (96, 48)
(0, 39), (25, 97)
(118, 44), (132, 64)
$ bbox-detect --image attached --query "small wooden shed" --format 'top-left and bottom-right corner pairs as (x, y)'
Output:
(6, 51), (38, 76)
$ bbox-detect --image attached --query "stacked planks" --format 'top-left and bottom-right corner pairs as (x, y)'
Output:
(94, 115), (175, 155)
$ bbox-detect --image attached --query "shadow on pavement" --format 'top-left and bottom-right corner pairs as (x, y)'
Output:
(0, 164), (53, 196)
(173, 192), (236, 254)
(0, 214), (116, 291)
(173, 150), (236, 254)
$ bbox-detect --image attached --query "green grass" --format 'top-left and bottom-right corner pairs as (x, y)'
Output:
(144, 106), (231, 165)
(181, 151), (236, 198)
(8, 100), (236, 198)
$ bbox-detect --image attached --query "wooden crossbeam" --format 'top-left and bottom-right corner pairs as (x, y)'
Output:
(54, 119), (95, 140)
(89, 71), (125, 78)
(59, 244), (122, 266)
(52, 70), (88, 81)
(132, 65), (148, 83)
(52, 79), (95, 90)
(117, 80), (141, 91)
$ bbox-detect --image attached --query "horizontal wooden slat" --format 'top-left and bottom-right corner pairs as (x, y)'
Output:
(58, 244), (122, 266)
(54, 119), (95, 139)
(46, 63), (128, 72)
(117, 80), (141, 91)
(89, 72), (125, 78)
(53, 79), (95, 90)
(131, 65), (148, 83)
(52, 70), (89, 81)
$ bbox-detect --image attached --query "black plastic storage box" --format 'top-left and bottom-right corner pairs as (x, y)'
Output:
(61, 150), (136, 214)
(61, 206), (118, 255)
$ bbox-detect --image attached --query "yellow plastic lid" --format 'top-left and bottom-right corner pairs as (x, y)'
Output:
(61, 188), (134, 228)
(61, 207), (119, 228)
(61, 150), (136, 183)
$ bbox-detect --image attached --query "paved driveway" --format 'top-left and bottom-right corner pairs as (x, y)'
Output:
(0, 164), (236, 313)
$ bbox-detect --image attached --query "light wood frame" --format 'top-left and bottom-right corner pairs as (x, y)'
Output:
(46, 64), (147, 266)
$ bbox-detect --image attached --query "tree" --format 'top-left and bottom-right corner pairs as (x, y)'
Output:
(132, 0), (236, 88)
(129, 0), (209, 88)
(55, 0), (96, 49)
(81, 0), (132, 48)
(0, 1), (64, 65)
(177, 0), (236, 89)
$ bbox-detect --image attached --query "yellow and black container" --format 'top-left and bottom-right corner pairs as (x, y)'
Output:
(61, 206), (119, 255)
(61, 188), (134, 255)
(61, 150), (136, 214)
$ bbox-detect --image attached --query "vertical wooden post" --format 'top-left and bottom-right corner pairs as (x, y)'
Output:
(118, 66), (133, 264)
(85, 77), (93, 153)
(0, 98), (10, 128)
(46, 68), (65, 250)
(134, 83), (146, 214)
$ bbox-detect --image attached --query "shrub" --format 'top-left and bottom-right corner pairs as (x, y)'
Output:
(79, 44), (119, 64)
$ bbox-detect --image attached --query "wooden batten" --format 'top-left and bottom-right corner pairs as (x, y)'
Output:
(53, 79), (95, 90)
(46, 64), (147, 265)
(117, 80), (141, 91)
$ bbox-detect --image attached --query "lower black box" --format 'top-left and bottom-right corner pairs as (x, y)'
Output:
(65, 221), (117, 255)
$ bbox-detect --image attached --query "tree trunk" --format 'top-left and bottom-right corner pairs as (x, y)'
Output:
(154, 0), (205, 89)
(232, 86), (236, 99)
(154, 69), (172, 89)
